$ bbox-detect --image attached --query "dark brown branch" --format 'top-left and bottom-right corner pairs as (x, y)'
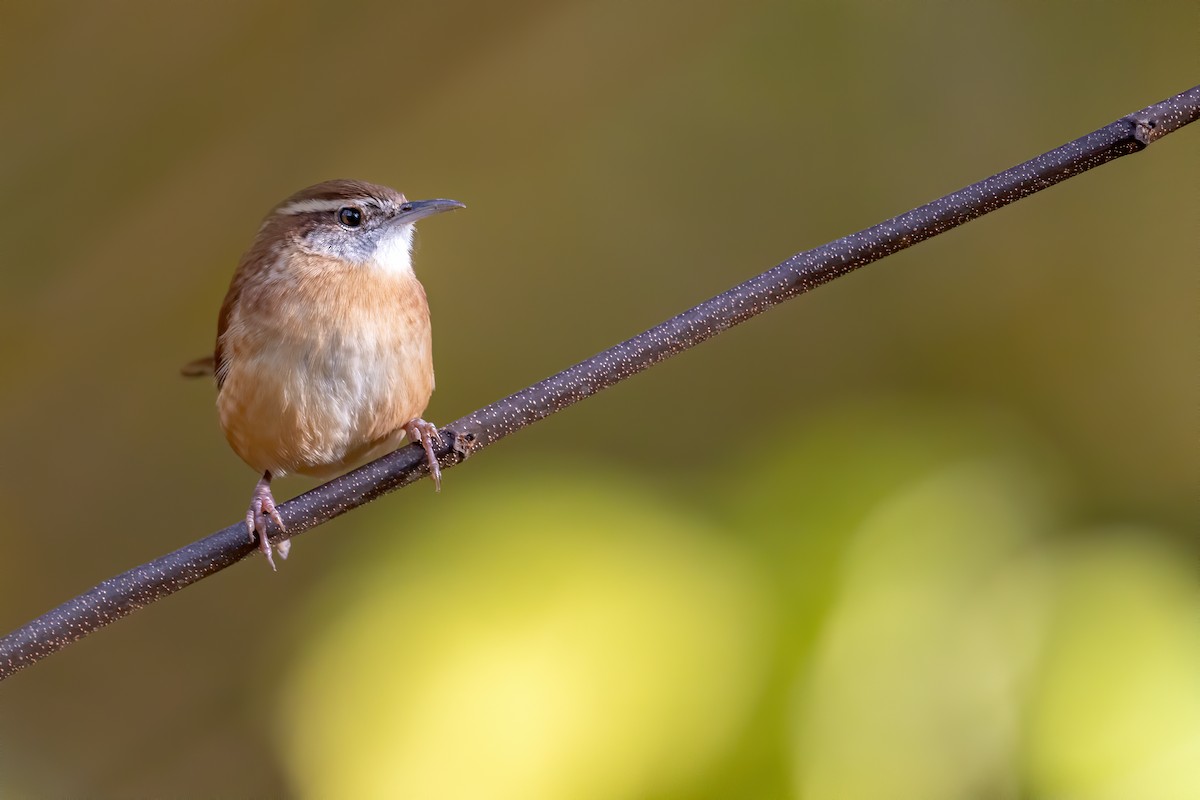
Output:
(2, 85), (1197, 682)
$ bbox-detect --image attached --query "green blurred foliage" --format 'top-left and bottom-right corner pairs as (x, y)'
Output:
(0, 1), (1196, 798)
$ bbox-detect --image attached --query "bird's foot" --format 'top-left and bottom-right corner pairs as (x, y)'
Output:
(404, 418), (444, 491)
(246, 473), (289, 570)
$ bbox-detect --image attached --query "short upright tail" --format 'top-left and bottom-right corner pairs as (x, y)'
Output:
(180, 355), (216, 378)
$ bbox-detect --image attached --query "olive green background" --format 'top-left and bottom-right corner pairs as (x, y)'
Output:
(1, 2), (1196, 798)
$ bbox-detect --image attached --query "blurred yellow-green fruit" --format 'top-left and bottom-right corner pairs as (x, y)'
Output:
(278, 470), (768, 799)
(1026, 535), (1200, 800)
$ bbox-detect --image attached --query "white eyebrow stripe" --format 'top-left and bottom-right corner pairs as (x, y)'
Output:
(277, 197), (381, 215)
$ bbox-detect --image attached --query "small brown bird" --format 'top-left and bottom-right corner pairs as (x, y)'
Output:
(184, 179), (464, 568)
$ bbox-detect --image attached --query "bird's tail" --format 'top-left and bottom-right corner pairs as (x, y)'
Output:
(180, 355), (216, 378)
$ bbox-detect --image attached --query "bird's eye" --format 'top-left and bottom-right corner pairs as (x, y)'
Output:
(337, 207), (363, 228)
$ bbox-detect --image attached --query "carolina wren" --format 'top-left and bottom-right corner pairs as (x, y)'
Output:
(184, 179), (464, 569)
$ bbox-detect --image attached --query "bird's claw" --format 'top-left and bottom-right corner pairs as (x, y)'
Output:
(404, 418), (443, 491)
(246, 474), (289, 571)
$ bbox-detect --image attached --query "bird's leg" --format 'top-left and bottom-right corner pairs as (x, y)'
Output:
(404, 418), (444, 491)
(246, 471), (289, 570)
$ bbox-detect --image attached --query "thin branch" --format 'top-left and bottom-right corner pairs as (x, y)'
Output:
(2, 85), (1197, 682)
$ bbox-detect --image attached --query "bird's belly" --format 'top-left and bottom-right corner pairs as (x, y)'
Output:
(218, 325), (433, 478)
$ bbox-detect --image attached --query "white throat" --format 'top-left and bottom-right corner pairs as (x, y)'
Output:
(372, 223), (415, 275)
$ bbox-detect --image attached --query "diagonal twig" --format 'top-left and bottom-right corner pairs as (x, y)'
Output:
(2, 85), (1196, 682)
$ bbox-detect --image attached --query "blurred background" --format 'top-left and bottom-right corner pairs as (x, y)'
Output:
(1, 2), (1196, 798)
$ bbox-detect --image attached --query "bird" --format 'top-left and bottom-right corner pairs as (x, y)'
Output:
(183, 179), (464, 569)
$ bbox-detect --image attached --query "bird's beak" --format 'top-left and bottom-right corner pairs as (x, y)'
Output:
(393, 198), (466, 224)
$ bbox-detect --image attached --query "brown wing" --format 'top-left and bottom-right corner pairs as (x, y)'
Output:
(185, 267), (245, 386)
(212, 276), (240, 390)
(212, 209), (291, 390)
